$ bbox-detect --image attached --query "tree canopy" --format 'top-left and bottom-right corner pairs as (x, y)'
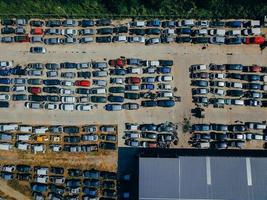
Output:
(0, 0), (266, 19)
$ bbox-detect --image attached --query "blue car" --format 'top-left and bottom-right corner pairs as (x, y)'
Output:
(81, 19), (94, 27)
(142, 77), (155, 83)
(177, 27), (192, 35)
(0, 78), (11, 84)
(83, 187), (98, 197)
(146, 19), (161, 27)
(43, 79), (60, 86)
(31, 183), (48, 193)
(83, 170), (100, 179)
(226, 37), (242, 45)
(110, 68), (126, 75)
(226, 21), (242, 28)
(108, 95), (124, 103)
(0, 69), (10, 76)
(141, 84), (154, 90)
(104, 104), (122, 111)
(65, 179), (81, 187)
(192, 124), (210, 131)
(1, 172), (13, 180)
(139, 124), (157, 131)
(141, 100), (157, 107)
(158, 67), (171, 74)
(83, 179), (100, 187)
(157, 99), (175, 107)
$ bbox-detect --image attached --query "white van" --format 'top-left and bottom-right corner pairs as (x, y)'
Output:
(197, 142), (210, 149)
(147, 60), (160, 67)
(19, 126), (32, 133)
(16, 142), (30, 151)
(60, 103), (75, 111)
(231, 99), (244, 106)
(13, 86), (27, 92)
(33, 127), (48, 134)
(61, 96), (76, 103)
(16, 134), (31, 141)
(0, 124), (18, 131)
(0, 142), (13, 150)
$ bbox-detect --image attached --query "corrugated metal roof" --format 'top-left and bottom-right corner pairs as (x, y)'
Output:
(139, 156), (267, 200)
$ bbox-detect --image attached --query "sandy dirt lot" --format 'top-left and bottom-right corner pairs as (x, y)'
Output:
(0, 43), (267, 148)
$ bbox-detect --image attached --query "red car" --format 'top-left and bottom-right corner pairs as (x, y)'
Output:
(28, 87), (41, 94)
(245, 36), (265, 45)
(108, 58), (127, 67)
(31, 28), (44, 35)
(127, 77), (141, 85)
(75, 80), (90, 87)
(249, 65), (262, 73)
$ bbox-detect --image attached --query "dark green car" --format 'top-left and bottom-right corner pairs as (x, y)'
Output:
(108, 86), (125, 94)
(91, 96), (107, 103)
(124, 92), (140, 100)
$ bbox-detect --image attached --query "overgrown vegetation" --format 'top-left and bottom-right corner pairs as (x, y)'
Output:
(0, 0), (266, 19)
(7, 180), (31, 197)
(182, 117), (191, 133)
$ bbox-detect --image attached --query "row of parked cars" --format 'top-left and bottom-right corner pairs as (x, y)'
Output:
(0, 58), (176, 110)
(0, 19), (264, 45)
(0, 124), (118, 152)
(190, 122), (267, 149)
(190, 63), (267, 108)
(0, 164), (117, 200)
(1, 18), (262, 28)
(123, 122), (178, 148)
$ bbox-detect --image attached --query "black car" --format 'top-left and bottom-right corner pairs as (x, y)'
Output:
(226, 90), (244, 97)
(17, 173), (31, 181)
(27, 78), (43, 85)
(95, 19), (112, 26)
(30, 20), (44, 27)
(109, 86), (125, 93)
(68, 169), (82, 177)
(0, 86), (10, 92)
(101, 171), (117, 180)
(80, 19), (94, 27)
(77, 71), (91, 78)
(45, 63), (60, 70)
(43, 79), (60, 86)
(141, 100), (157, 107)
(0, 101), (9, 108)
(146, 28), (161, 35)
(192, 37), (210, 44)
(1, 19), (14, 26)
(50, 167), (64, 175)
(176, 36), (192, 43)
(16, 165), (31, 173)
(60, 62), (77, 69)
(226, 73), (242, 80)
(91, 96), (107, 103)
(129, 29), (146, 36)
(43, 87), (60, 94)
(46, 20), (61, 27)
(64, 136), (81, 143)
(159, 60), (173, 66)
(99, 142), (117, 150)
(28, 95), (46, 102)
(96, 36), (112, 43)
(97, 28), (113, 35)
(1, 27), (15, 34)
(46, 95), (60, 102)
(63, 126), (80, 134)
(124, 92), (140, 100)
(12, 94), (27, 101)
(76, 88), (90, 94)
(113, 26), (128, 33)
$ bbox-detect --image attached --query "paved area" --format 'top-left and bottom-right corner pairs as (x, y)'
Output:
(0, 43), (267, 148)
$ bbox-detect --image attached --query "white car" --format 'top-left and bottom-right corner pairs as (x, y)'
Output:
(25, 102), (43, 109)
(113, 35), (127, 42)
(146, 60), (160, 67)
(210, 88), (225, 96)
(45, 103), (58, 110)
(130, 21), (145, 27)
(156, 75), (173, 82)
(209, 73), (226, 79)
(209, 29), (226, 36)
(61, 80), (74, 87)
(59, 103), (75, 111)
(60, 88), (75, 95)
(61, 29), (78, 36)
(126, 67), (142, 74)
(35, 175), (49, 183)
(110, 77), (124, 84)
(127, 36), (145, 43)
(60, 96), (76, 103)
(0, 61), (12, 68)
(158, 83), (172, 90)
(191, 64), (207, 71)
(0, 94), (10, 100)
(76, 104), (93, 111)
(13, 86), (26, 92)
